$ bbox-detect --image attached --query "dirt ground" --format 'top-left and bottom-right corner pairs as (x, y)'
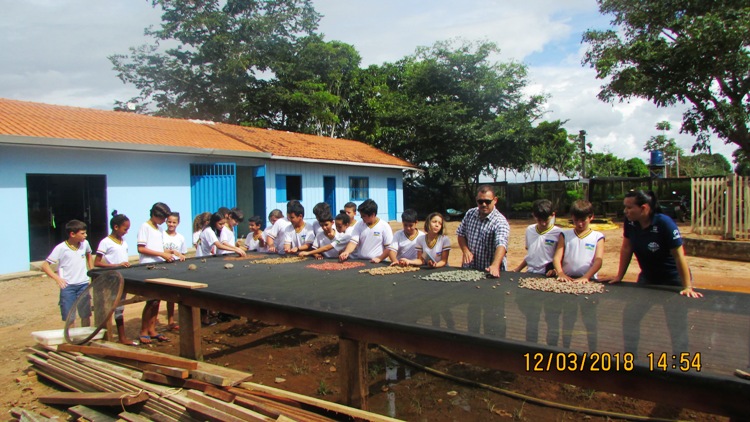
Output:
(1, 219), (747, 421)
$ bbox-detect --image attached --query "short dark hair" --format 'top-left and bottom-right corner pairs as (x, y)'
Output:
(357, 199), (378, 216)
(150, 202), (171, 219)
(335, 212), (351, 225)
(287, 201), (305, 217)
(65, 219), (87, 236)
(531, 199), (554, 220)
(248, 215), (262, 226)
(230, 207), (244, 222)
(625, 190), (661, 215)
(570, 200), (594, 219)
(313, 202), (331, 218)
(401, 209), (418, 223)
(317, 210), (334, 223)
(218, 207), (232, 217)
(168, 212), (180, 222)
(344, 202), (357, 211)
(268, 209), (283, 220)
(476, 185), (495, 197)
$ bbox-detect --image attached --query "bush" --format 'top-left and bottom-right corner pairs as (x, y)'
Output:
(511, 201), (533, 212)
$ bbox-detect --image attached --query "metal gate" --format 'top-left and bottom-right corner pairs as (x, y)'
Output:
(190, 163), (237, 219)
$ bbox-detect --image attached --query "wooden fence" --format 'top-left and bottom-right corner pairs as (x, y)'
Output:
(692, 175), (750, 240)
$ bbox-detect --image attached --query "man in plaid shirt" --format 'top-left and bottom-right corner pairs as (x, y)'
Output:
(456, 185), (510, 336)
(457, 185), (510, 278)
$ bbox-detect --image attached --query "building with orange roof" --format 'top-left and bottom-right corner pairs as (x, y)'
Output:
(0, 98), (415, 273)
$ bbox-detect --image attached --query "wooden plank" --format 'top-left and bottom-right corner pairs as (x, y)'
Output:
(118, 412), (152, 422)
(144, 278), (208, 289)
(57, 343), (198, 370)
(10, 407), (49, 422)
(232, 394), (333, 422)
(106, 357), (188, 379)
(204, 384), (236, 403)
(184, 400), (247, 422)
(186, 390), (273, 422)
(68, 405), (118, 422)
(39, 391), (149, 406)
(239, 382), (403, 422)
(142, 371), (187, 388)
(190, 369), (232, 387)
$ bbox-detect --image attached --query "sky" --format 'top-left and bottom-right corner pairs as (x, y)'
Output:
(0, 0), (738, 171)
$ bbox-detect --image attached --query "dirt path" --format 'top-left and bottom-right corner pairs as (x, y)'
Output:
(0, 219), (744, 421)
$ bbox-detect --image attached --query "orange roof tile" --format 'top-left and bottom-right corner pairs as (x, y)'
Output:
(0, 98), (414, 169)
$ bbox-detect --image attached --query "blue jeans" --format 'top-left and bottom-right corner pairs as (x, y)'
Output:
(59, 283), (91, 321)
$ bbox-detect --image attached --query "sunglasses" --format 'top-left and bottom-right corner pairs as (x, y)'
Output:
(476, 199), (494, 205)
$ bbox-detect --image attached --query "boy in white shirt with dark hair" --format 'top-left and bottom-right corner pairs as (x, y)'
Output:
(300, 212), (352, 259)
(283, 201), (315, 255)
(339, 199), (393, 263)
(390, 209), (424, 266)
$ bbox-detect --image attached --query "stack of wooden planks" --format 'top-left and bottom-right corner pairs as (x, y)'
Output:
(25, 341), (402, 422)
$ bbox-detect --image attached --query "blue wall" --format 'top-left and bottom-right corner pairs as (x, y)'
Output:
(0, 145), (193, 274)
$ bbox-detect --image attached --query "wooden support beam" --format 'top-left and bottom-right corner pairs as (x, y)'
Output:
(39, 391), (149, 407)
(338, 337), (368, 410)
(178, 304), (202, 361)
(186, 390), (274, 421)
(68, 405), (118, 422)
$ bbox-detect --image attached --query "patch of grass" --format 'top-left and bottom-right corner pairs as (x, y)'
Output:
(316, 380), (332, 396)
(368, 362), (384, 379)
(290, 360), (309, 375)
(513, 401), (526, 421)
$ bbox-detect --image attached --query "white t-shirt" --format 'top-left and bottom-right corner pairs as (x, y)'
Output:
(560, 228), (605, 279)
(283, 223), (315, 252)
(245, 232), (263, 251)
(218, 225), (237, 255)
(46, 240), (92, 285)
(137, 221), (165, 264)
(164, 231), (187, 255)
(524, 224), (562, 274)
(192, 231), (201, 248)
(197, 227), (219, 257)
(313, 230), (352, 258)
(416, 234), (451, 264)
(349, 218), (394, 260)
(388, 230), (424, 261)
(267, 218), (291, 242)
(260, 227), (274, 253)
(96, 236), (129, 266)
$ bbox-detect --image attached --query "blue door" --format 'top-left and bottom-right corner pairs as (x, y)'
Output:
(387, 178), (397, 221)
(253, 166), (266, 226)
(190, 163), (237, 219)
(323, 176), (336, 213)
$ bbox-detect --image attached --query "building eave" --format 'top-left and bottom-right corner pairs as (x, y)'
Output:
(0, 134), (272, 159)
(268, 154), (417, 171)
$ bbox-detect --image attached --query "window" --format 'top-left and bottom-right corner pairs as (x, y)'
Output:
(349, 176), (369, 201)
(276, 174), (302, 202)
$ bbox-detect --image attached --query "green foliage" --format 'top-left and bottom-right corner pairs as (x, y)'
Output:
(110, 0), (321, 123)
(530, 120), (578, 180)
(583, 1), (750, 158)
(624, 158), (649, 177)
(511, 201), (533, 212)
(586, 152), (630, 177)
(679, 153), (732, 177)
(316, 380), (332, 396)
(644, 121), (683, 177)
(564, 189), (584, 202)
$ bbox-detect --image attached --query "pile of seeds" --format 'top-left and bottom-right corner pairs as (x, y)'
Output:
(224, 254), (265, 261)
(359, 266), (421, 276)
(307, 261), (366, 271)
(518, 276), (605, 295)
(249, 256), (307, 265)
(419, 270), (487, 282)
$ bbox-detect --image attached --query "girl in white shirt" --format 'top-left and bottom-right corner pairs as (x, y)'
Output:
(405, 212), (451, 268)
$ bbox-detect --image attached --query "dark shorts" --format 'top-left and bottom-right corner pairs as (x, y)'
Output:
(59, 283), (91, 321)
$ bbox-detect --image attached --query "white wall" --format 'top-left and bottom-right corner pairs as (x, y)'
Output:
(0, 144), (193, 274)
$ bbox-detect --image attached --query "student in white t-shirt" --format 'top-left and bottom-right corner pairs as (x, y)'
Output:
(339, 199), (393, 263)
(192, 212), (211, 251)
(244, 215), (265, 252)
(283, 201), (314, 255)
(266, 209), (292, 254)
(137, 202), (176, 345)
(197, 213), (247, 257)
(390, 209), (424, 266)
(513, 199), (561, 275)
(218, 208), (244, 255)
(300, 212), (352, 259)
(402, 212), (451, 268)
(163, 212), (188, 333)
(311, 202), (331, 237)
(94, 212), (133, 345)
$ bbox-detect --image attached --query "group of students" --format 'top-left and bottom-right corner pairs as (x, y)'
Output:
(42, 202), (188, 346)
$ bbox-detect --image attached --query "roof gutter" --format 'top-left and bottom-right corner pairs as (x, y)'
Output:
(268, 155), (417, 171)
(0, 135), (272, 159)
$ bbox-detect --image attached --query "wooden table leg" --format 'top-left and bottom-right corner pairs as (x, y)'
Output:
(338, 337), (368, 410)
(178, 304), (202, 361)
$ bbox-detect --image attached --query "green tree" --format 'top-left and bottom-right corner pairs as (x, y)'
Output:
(353, 40), (543, 205)
(583, 1), (750, 157)
(680, 153), (732, 177)
(587, 152), (627, 178)
(531, 120), (578, 180)
(644, 121), (683, 177)
(623, 157), (649, 177)
(734, 149), (750, 175)
(109, 0), (321, 123)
